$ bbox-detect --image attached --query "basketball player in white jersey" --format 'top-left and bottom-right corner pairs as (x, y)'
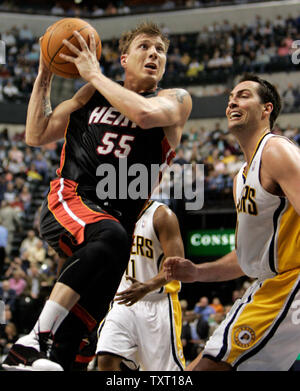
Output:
(164, 73), (300, 371)
(96, 200), (185, 371)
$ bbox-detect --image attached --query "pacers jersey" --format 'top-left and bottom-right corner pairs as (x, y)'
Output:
(56, 85), (175, 231)
(235, 132), (300, 280)
(117, 201), (181, 300)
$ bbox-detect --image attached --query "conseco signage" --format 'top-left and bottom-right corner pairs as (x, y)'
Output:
(187, 229), (235, 257)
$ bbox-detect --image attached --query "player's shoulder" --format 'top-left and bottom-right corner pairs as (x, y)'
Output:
(158, 87), (192, 102)
(153, 202), (177, 226)
(263, 134), (299, 161)
(261, 134), (300, 179)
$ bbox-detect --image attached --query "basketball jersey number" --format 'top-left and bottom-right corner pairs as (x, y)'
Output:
(126, 259), (136, 278)
(97, 132), (135, 158)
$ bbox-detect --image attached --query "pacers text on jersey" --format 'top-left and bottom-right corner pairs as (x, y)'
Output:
(95, 159), (204, 211)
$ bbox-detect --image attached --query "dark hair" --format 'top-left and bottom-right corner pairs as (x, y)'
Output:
(119, 21), (170, 55)
(238, 73), (282, 129)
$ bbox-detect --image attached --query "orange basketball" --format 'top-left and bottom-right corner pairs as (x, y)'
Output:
(40, 18), (101, 79)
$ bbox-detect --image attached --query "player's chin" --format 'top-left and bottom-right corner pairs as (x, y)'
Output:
(228, 119), (244, 131)
(142, 74), (160, 89)
(144, 68), (163, 81)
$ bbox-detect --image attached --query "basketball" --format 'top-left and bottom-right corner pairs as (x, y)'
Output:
(40, 18), (102, 79)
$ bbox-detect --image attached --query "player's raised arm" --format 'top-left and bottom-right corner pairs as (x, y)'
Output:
(59, 30), (192, 149)
(25, 40), (95, 147)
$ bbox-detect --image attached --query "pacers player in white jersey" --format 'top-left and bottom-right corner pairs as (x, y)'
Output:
(164, 73), (300, 371)
(96, 200), (185, 371)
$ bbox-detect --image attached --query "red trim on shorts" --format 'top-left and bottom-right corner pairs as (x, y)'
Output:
(75, 354), (95, 363)
(58, 237), (73, 257)
(47, 178), (119, 246)
(71, 303), (97, 332)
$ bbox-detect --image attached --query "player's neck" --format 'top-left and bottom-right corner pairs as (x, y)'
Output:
(237, 126), (270, 165)
(124, 75), (158, 94)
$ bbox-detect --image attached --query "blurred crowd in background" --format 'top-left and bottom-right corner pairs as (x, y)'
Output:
(1, 11), (300, 107)
(0, 0), (284, 18)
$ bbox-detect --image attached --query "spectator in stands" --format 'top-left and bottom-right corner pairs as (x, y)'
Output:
(50, 2), (64, 15)
(206, 169), (227, 193)
(8, 143), (23, 163)
(0, 217), (8, 275)
(194, 296), (216, 322)
(26, 162), (43, 183)
(3, 80), (20, 102)
(24, 263), (49, 299)
(19, 229), (39, 256)
(1, 30), (16, 48)
(251, 44), (271, 73)
(6, 156), (26, 176)
(18, 25), (34, 46)
(0, 322), (18, 357)
(3, 182), (16, 204)
(105, 2), (118, 15)
(23, 146), (34, 166)
(173, 147), (189, 166)
(186, 58), (204, 78)
(24, 239), (46, 265)
(19, 184), (32, 213)
(209, 297), (224, 314)
(181, 310), (207, 363)
(8, 269), (27, 296)
(0, 280), (17, 311)
(91, 5), (104, 16)
(33, 205), (42, 233)
(9, 195), (24, 216)
(282, 84), (296, 113)
(32, 152), (49, 183)
(207, 311), (225, 337)
(0, 200), (21, 254)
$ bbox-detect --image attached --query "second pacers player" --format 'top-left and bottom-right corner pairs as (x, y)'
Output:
(97, 200), (185, 371)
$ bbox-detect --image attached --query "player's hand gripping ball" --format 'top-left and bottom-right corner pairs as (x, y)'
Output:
(41, 18), (101, 78)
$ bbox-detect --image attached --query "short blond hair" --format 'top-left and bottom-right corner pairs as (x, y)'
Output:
(119, 21), (170, 54)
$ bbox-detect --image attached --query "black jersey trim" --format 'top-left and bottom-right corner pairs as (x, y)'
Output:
(243, 132), (270, 180)
(137, 200), (154, 220)
(269, 197), (286, 274)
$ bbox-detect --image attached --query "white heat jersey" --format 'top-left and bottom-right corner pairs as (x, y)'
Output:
(235, 132), (300, 280)
(117, 200), (181, 300)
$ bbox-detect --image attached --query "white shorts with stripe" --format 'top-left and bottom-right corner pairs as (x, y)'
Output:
(96, 293), (185, 371)
(203, 268), (300, 370)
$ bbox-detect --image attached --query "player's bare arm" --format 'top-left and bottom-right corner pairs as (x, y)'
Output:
(60, 31), (192, 149)
(164, 251), (244, 283)
(115, 205), (184, 306)
(25, 40), (95, 146)
(261, 137), (300, 215)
